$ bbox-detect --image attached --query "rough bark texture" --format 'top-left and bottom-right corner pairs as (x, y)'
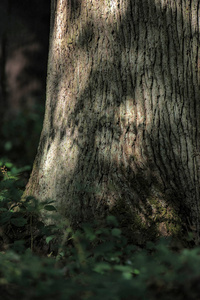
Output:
(25, 0), (200, 243)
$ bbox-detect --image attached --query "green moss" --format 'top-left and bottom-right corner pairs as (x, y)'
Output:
(110, 193), (182, 245)
(147, 197), (182, 237)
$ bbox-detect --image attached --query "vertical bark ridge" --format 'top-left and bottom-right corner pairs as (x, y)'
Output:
(25, 0), (200, 241)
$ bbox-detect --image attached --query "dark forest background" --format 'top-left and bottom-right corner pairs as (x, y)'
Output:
(0, 0), (50, 171)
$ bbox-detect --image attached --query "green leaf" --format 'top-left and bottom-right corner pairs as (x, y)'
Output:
(122, 272), (132, 280)
(114, 265), (134, 279)
(5, 162), (13, 168)
(10, 217), (27, 227)
(46, 236), (54, 244)
(83, 224), (96, 241)
(111, 228), (121, 237)
(133, 269), (140, 275)
(0, 179), (15, 189)
(44, 205), (57, 211)
(12, 165), (31, 174)
(106, 215), (119, 226)
(0, 211), (12, 224)
(114, 265), (133, 272)
(93, 263), (112, 274)
(4, 141), (12, 151)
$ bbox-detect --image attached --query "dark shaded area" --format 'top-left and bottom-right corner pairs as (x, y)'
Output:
(69, 0), (81, 20)
(0, 0), (50, 167)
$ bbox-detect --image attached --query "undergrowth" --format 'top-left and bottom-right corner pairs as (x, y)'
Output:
(0, 161), (200, 300)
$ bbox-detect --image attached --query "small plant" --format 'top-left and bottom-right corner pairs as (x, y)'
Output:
(1, 164), (200, 299)
(0, 162), (57, 252)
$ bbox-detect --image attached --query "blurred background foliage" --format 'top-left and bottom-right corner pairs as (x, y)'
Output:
(0, 0), (50, 174)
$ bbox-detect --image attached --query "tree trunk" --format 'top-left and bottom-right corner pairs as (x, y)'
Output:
(25, 0), (200, 244)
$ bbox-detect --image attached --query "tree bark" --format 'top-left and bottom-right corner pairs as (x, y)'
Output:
(25, 0), (200, 243)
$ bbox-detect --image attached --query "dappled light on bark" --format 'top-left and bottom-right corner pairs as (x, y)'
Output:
(25, 0), (200, 244)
